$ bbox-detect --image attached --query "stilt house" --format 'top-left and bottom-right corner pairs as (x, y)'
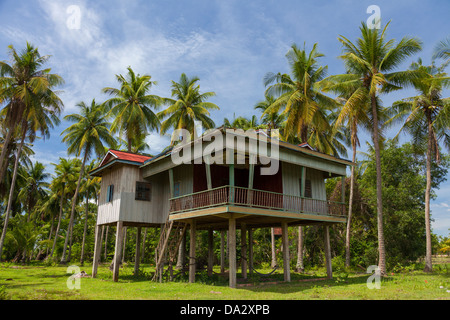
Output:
(90, 128), (353, 287)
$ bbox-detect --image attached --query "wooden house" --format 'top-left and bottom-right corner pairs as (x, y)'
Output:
(90, 128), (354, 287)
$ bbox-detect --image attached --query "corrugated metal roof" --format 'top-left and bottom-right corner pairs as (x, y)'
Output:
(108, 149), (152, 164)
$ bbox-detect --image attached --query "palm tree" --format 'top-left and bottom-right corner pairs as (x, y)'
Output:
(317, 78), (372, 268)
(80, 160), (100, 265)
(17, 162), (49, 222)
(102, 66), (161, 152)
(0, 61), (63, 261)
(254, 94), (286, 135)
(0, 43), (64, 188)
(158, 73), (219, 143)
(263, 43), (337, 145)
(321, 22), (422, 275)
(388, 58), (450, 272)
(48, 157), (79, 259)
(433, 37), (450, 64)
(224, 115), (261, 130)
(60, 99), (115, 263)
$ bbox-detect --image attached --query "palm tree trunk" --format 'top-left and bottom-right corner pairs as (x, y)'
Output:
(0, 127), (14, 186)
(80, 195), (89, 265)
(127, 136), (132, 153)
(141, 228), (147, 263)
(296, 226), (304, 272)
(46, 213), (56, 256)
(424, 114), (433, 272)
(271, 228), (277, 268)
(49, 189), (64, 258)
(345, 141), (357, 268)
(104, 226), (109, 261)
(371, 94), (386, 276)
(61, 151), (88, 263)
(0, 123), (27, 261)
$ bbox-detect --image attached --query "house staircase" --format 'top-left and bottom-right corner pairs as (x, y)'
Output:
(152, 217), (187, 282)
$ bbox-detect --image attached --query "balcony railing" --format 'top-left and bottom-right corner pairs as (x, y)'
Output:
(169, 185), (346, 217)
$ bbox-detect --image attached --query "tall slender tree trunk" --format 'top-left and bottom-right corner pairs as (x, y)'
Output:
(371, 94), (386, 276)
(80, 195), (90, 265)
(424, 114), (433, 272)
(345, 141), (357, 268)
(0, 122), (27, 261)
(271, 228), (277, 268)
(141, 228), (147, 263)
(104, 226), (109, 261)
(61, 151), (88, 263)
(46, 213), (56, 256)
(127, 136), (132, 153)
(49, 189), (65, 258)
(296, 226), (304, 272)
(0, 127), (14, 187)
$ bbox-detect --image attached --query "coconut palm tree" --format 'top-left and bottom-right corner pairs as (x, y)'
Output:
(0, 43), (64, 188)
(48, 157), (79, 259)
(60, 99), (115, 263)
(0, 89), (62, 262)
(80, 160), (100, 265)
(317, 77), (373, 267)
(17, 161), (49, 222)
(321, 22), (422, 275)
(433, 37), (450, 64)
(158, 73), (219, 143)
(224, 115), (262, 131)
(388, 58), (450, 272)
(254, 94), (286, 135)
(263, 43), (337, 145)
(102, 66), (161, 152)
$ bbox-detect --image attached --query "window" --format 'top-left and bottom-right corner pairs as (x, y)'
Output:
(304, 180), (312, 198)
(300, 179), (312, 198)
(106, 184), (114, 202)
(135, 181), (151, 201)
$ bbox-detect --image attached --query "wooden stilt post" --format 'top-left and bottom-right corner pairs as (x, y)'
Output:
(92, 224), (102, 278)
(208, 227), (214, 276)
(248, 227), (253, 275)
(282, 221), (291, 282)
(113, 221), (124, 282)
(229, 215), (236, 288)
(220, 230), (225, 273)
(241, 222), (247, 279)
(134, 227), (141, 276)
(324, 225), (332, 279)
(189, 220), (196, 283)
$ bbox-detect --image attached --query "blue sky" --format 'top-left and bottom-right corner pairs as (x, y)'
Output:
(0, 0), (449, 236)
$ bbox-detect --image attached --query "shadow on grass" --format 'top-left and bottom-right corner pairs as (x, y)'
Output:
(235, 273), (375, 294)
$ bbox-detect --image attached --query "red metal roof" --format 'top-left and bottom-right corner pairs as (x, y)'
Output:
(108, 149), (151, 164)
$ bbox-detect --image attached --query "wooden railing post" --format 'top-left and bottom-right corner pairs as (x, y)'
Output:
(229, 164), (235, 204)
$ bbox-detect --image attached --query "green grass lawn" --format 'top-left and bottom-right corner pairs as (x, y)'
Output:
(1, 259), (450, 300)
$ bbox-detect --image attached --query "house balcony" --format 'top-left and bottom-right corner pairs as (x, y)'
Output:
(169, 185), (346, 227)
